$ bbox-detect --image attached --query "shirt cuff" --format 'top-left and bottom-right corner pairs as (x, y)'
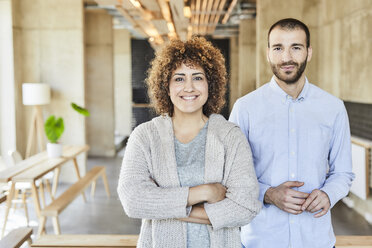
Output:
(259, 183), (271, 208)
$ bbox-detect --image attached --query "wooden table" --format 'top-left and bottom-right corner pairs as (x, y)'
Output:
(336, 235), (372, 247)
(31, 235), (138, 247)
(1, 145), (89, 237)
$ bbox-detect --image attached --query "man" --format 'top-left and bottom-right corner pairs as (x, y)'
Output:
(229, 18), (354, 248)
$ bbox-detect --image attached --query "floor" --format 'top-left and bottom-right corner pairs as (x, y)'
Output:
(1, 153), (372, 246)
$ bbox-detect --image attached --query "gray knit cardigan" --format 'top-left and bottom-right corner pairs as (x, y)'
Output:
(117, 114), (261, 248)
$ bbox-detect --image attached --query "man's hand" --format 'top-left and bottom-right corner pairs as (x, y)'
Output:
(264, 181), (309, 215)
(301, 189), (331, 218)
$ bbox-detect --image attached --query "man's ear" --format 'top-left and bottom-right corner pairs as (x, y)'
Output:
(266, 47), (270, 62)
(307, 45), (313, 62)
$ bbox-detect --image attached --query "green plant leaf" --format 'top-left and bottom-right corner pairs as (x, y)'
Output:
(44, 115), (64, 143)
(71, 103), (90, 116)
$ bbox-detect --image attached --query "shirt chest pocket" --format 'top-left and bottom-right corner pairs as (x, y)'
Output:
(307, 125), (332, 162)
(249, 114), (276, 157)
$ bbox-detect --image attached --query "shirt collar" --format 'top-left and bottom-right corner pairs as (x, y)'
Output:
(269, 76), (309, 101)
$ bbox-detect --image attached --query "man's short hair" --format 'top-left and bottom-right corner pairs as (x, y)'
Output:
(268, 18), (310, 48)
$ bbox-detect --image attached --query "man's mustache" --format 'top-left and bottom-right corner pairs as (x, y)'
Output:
(279, 62), (298, 67)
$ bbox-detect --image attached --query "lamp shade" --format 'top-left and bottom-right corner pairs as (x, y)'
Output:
(22, 83), (51, 105)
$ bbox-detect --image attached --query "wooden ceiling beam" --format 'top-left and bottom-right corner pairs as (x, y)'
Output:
(169, 0), (188, 40)
(157, 0), (178, 39)
(221, 0), (237, 24)
(199, 0), (207, 35)
(116, 5), (148, 37)
(202, 0), (214, 35)
(194, 0), (201, 34)
(207, 0), (221, 34)
(208, 0), (226, 35)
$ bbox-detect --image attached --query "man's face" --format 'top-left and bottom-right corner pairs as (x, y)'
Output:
(267, 27), (312, 84)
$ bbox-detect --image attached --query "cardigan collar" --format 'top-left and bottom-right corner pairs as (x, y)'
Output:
(152, 114), (235, 185)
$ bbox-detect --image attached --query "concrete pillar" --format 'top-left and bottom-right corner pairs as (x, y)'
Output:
(0, 0), (17, 165)
(229, 36), (239, 110)
(11, 0), (87, 182)
(255, 0), (320, 87)
(85, 9), (115, 157)
(114, 29), (132, 137)
(239, 19), (256, 96)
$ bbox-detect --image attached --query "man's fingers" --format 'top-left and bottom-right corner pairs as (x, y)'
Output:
(284, 181), (305, 188)
(288, 197), (306, 205)
(314, 208), (328, 218)
(306, 196), (321, 212)
(291, 190), (309, 199)
(284, 203), (303, 211)
(301, 192), (316, 211)
(284, 207), (303, 215)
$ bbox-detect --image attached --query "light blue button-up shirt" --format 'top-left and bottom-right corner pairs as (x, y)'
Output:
(229, 77), (354, 248)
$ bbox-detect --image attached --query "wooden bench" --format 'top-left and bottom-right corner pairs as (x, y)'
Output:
(31, 234), (138, 247)
(0, 193), (6, 204)
(37, 166), (110, 236)
(0, 227), (32, 248)
(336, 235), (372, 247)
(29, 235), (372, 248)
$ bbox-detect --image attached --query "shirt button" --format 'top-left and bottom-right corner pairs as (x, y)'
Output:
(290, 108), (294, 112)
(290, 128), (295, 133)
(291, 151), (295, 155)
(290, 220), (294, 224)
(291, 173), (295, 178)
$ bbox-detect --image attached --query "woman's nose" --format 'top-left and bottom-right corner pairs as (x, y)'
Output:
(183, 77), (194, 92)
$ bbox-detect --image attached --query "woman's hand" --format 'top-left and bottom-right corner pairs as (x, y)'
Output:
(187, 183), (226, 206)
(205, 183), (226, 204)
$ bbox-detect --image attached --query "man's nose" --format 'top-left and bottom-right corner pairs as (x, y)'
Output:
(282, 49), (292, 62)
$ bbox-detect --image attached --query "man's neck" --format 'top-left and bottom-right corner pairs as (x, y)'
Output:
(274, 75), (306, 99)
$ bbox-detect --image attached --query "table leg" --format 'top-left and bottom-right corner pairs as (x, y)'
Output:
(1, 182), (15, 238)
(72, 158), (86, 202)
(39, 181), (46, 208)
(31, 181), (41, 218)
(45, 178), (54, 201)
(102, 169), (111, 198)
(52, 167), (60, 197)
(52, 216), (61, 235)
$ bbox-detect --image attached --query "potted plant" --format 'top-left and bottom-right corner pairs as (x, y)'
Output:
(45, 103), (90, 158)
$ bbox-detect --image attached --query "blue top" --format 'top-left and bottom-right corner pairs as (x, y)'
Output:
(175, 122), (210, 248)
(229, 77), (354, 248)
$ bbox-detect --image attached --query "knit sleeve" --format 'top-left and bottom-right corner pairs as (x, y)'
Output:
(204, 128), (262, 230)
(117, 126), (190, 219)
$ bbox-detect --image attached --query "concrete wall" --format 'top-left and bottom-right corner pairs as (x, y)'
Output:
(229, 36), (239, 111)
(0, 0), (17, 165)
(317, 0), (372, 103)
(239, 19), (256, 96)
(11, 0), (87, 181)
(85, 9), (115, 157)
(114, 29), (132, 137)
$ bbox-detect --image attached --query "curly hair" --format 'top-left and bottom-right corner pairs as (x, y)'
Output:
(146, 36), (227, 117)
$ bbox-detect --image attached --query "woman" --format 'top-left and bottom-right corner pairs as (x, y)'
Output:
(117, 37), (261, 248)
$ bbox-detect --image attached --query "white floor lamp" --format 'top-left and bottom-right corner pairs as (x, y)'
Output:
(22, 83), (50, 158)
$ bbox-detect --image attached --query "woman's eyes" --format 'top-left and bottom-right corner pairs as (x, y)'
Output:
(174, 76), (204, 82)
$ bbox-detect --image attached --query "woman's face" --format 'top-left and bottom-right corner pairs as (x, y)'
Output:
(169, 63), (208, 116)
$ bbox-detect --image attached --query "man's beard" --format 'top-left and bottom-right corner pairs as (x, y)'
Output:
(270, 56), (308, 85)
